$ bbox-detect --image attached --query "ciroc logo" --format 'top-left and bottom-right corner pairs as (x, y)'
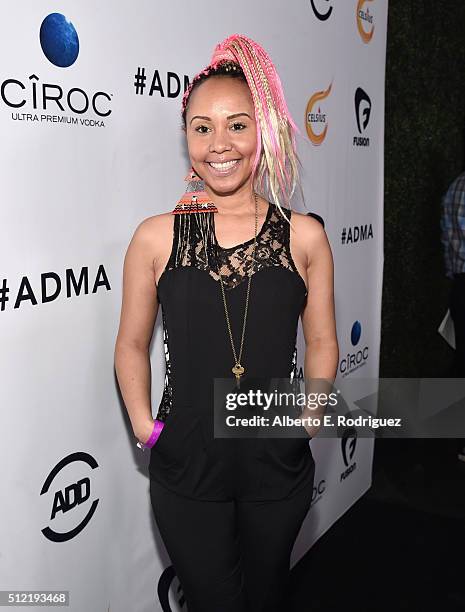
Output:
(339, 320), (369, 377)
(2, 13), (112, 127)
(39, 13), (79, 67)
(311, 479), (326, 506)
(351, 320), (362, 346)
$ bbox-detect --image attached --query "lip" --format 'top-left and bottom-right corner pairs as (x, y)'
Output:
(206, 159), (241, 176)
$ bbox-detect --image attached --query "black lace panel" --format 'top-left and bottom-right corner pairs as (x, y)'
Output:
(155, 307), (173, 423)
(164, 204), (304, 292)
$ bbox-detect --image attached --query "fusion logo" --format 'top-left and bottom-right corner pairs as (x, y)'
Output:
(339, 320), (369, 377)
(353, 87), (371, 147)
(341, 223), (374, 244)
(340, 427), (357, 481)
(157, 566), (187, 611)
(40, 452), (100, 542)
(311, 479), (326, 507)
(2, 13), (112, 127)
(305, 82), (332, 146)
(0, 265), (111, 312)
(310, 0), (333, 21)
(356, 0), (375, 43)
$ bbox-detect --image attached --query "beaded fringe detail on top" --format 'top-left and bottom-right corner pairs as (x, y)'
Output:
(172, 169), (218, 271)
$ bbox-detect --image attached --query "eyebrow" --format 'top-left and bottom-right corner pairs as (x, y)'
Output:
(189, 112), (252, 125)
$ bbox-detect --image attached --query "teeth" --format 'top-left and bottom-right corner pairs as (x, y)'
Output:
(209, 160), (239, 169)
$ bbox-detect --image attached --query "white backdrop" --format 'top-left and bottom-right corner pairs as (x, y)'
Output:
(0, 1), (387, 610)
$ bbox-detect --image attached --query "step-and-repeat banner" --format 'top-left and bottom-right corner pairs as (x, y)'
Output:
(0, 2), (387, 610)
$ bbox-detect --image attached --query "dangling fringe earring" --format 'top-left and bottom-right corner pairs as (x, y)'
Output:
(172, 168), (218, 268)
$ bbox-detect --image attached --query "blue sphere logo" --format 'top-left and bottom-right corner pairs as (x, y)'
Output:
(350, 320), (361, 346)
(40, 13), (79, 67)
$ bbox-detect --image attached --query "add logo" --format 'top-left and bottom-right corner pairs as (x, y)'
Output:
(40, 452), (99, 542)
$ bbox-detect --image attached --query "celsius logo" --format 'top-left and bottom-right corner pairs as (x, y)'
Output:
(1, 14), (112, 126)
(305, 82), (332, 146)
(357, 0), (375, 43)
(340, 427), (357, 481)
(310, 0), (333, 21)
(339, 320), (368, 376)
(353, 87), (371, 147)
(40, 13), (79, 67)
(158, 566), (187, 611)
(40, 452), (100, 542)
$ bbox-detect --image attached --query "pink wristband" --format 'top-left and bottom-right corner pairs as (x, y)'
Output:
(144, 419), (165, 448)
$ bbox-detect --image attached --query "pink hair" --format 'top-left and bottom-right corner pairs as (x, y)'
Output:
(182, 34), (303, 217)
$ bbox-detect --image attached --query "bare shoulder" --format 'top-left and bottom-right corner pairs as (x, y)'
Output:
(288, 209), (325, 234)
(133, 211), (173, 241)
(288, 209), (329, 264)
(130, 211), (173, 258)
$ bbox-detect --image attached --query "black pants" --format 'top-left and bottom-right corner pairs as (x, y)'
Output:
(149, 478), (313, 612)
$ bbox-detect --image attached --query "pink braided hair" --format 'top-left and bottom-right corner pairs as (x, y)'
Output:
(182, 34), (303, 216)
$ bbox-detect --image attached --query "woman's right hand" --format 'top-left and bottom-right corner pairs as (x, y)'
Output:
(135, 418), (155, 446)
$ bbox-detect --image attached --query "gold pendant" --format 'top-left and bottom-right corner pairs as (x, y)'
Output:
(232, 363), (245, 388)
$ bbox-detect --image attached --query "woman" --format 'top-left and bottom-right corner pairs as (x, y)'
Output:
(114, 34), (338, 612)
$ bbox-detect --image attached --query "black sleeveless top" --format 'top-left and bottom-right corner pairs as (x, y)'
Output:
(149, 202), (315, 501)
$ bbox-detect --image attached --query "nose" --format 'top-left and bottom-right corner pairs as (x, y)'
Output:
(209, 126), (232, 153)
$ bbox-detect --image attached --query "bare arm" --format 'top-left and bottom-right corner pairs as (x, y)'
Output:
(299, 216), (339, 436)
(114, 218), (160, 445)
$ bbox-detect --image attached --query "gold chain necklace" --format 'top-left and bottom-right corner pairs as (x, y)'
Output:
(216, 193), (259, 388)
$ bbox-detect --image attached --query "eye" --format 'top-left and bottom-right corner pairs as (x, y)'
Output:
(194, 124), (210, 134)
(193, 122), (247, 134)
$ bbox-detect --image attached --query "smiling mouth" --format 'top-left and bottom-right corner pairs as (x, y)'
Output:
(207, 160), (240, 170)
